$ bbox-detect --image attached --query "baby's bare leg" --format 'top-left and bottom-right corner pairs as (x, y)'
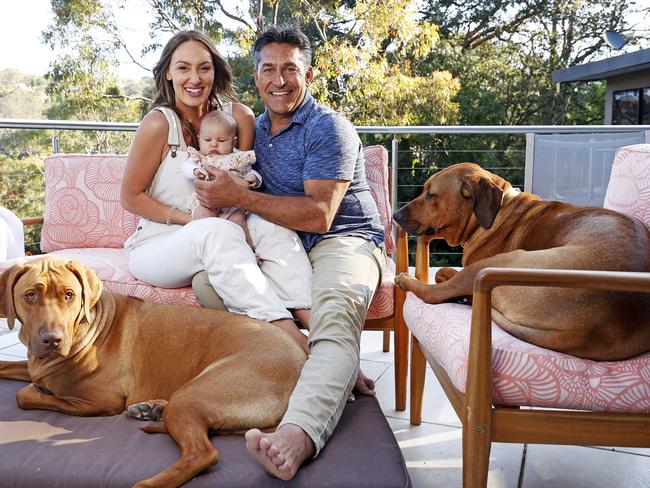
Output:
(226, 210), (255, 252)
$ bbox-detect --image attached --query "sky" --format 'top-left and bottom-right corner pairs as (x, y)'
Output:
(1, 1), (648, 80)
(0, 1), (166, 80)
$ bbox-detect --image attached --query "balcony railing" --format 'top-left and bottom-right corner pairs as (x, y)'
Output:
(2, 118), (650, 264)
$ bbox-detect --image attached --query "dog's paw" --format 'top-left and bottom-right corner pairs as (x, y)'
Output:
(127, 400), (167, 421)
(394, 272), (416, 291)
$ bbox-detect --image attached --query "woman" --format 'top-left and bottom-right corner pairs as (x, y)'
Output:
(120, 30), (310, 350)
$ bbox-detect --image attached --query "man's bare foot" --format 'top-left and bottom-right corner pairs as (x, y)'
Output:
(245, 424), (315, 481)
(355, 369), (375, 396)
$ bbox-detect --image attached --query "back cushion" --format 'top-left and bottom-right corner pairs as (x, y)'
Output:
(40, 148), (395, 254)
(41, 154), (138, 252)
(363, 145), (395, 255)
(604, 144), (650, 229)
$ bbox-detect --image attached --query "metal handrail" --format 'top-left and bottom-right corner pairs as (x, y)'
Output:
(3, 118), (649, 260)
(2, 118), (650, 134)
(0, 119), (139, 131)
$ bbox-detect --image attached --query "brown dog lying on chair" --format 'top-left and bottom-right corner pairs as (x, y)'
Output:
(0, 257), (305, 488)
(394, 163), (650, 361)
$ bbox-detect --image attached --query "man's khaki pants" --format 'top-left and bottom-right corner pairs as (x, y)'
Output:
(193, 236), (384, 455)
(280, 236), (384, 454)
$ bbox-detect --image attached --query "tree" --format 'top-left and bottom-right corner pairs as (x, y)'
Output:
(307, 0), (459, 126)
(42, 0), (148, 153)
(422, 0), (644, 124)
(42, 1), (460, 126)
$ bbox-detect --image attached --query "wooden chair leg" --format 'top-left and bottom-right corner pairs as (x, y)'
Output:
(382, 330), (390, 352)
(462, 424), (491, 488)
(409, 337), (426, 425)
(394, 315), (409, 411)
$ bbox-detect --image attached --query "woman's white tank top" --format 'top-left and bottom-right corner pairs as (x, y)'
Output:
(124, 102), (233, 249)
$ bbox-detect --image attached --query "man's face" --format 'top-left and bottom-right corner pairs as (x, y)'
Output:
(254, 42), (313, 126)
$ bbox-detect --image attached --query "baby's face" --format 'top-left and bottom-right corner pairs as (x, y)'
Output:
(198, 121), (236, 156)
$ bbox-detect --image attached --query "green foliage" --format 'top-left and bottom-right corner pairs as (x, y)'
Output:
(2, 0), (648, 262)
(42, 1), (148, 152)
(0, 154), (45, 254)
(310, 0), (460, 126)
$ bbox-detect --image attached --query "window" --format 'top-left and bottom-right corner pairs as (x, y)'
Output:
(613, 87), (650, 124)
(643, 88), (650, 124)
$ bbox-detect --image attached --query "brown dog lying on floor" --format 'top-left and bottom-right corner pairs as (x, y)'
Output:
(0, 257), (305, 488)
(394, 163), (650, 361)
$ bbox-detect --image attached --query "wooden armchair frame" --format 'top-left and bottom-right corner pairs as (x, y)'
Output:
(409, 235), (650, 488)
(364, 226), (409, 411)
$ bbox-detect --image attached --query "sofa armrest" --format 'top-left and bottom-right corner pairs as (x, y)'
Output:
(21, 217), (44, 226)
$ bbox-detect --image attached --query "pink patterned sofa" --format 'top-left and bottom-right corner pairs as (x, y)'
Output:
(0, 148), (412, 487)
(1, 147), (397, 310)
(403, 143), (650, 487)
(0, 145), (409, 409)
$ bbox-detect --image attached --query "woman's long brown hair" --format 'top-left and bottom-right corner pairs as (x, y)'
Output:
(151, 30), (239, 147)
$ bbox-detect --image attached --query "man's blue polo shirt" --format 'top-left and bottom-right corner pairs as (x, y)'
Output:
(254, 92), (385, 252)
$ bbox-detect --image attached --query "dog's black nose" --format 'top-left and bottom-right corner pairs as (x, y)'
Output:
(393, 208), (405, 224)
(40, 331), (63, 350)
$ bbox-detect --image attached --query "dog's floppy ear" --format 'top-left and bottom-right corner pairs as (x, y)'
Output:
(0, 263), (30, 330)
(66, 261), (103, 320)
(461, 175), (504, 229)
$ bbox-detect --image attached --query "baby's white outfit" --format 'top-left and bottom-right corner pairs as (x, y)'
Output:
(181, 147), (260, 218)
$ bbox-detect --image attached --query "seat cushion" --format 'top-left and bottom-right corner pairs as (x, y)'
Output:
(13, 145), (397, 317)
(0, 379), (410, 488)
(0, 250), (397, 319)
(604, 144), (650, 228)
(404, 293), (650, 413)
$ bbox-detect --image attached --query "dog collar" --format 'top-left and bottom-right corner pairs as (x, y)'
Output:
(501, 187), (521, 206)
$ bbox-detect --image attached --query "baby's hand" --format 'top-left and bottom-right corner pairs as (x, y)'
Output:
(193, 167), (211, 181)
(244, 173), (260, 187)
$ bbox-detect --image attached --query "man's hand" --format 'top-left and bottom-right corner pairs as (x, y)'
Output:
(227, 170), (253, 188)
(194, 165), (245, 209)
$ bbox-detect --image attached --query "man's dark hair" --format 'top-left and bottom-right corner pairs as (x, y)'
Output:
(253, 24), (312, 70)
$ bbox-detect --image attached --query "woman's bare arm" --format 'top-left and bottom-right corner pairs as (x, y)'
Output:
(231, 102), (256, 150)
(120, 110), (191, 225)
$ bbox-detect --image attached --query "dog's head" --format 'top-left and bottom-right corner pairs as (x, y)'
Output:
(393, 163), (510, 246)
(0, 258), (102, 359)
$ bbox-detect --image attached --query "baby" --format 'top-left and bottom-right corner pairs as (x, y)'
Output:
(182, 110), (260, 250)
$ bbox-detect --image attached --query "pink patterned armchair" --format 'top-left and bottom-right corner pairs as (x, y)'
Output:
(0, 145), (410, 411)
(403, 143), (650, 488)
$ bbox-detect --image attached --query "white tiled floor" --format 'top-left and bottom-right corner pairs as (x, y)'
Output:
(2, 320), (649, 487)
(358, 331), (650, 488)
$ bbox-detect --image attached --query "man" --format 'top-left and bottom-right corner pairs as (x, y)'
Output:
(194, 24), (385, 480)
